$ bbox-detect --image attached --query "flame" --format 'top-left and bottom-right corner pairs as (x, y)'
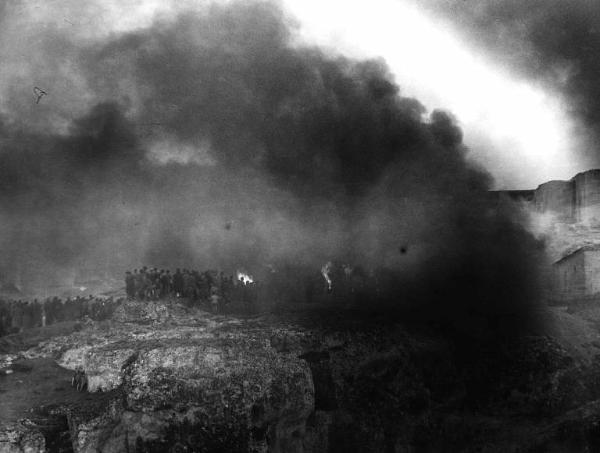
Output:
(321, 261), (332, 291)
(237, 271), (254, 285)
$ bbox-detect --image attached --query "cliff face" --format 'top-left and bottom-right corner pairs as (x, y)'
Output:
(573, 170), (600, 224)
(534, 180), (574, 221)
(532, 169), (600, 224)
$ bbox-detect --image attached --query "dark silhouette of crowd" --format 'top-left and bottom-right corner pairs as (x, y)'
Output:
(0, 262), (382, 338)
(125, 267), (258, 313)
(0, 295), (122, 337)
(124, 263), (381, 312)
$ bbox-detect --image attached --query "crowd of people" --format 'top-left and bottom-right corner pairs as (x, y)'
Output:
(0, 262), (379, 338)
(0, 267), (259, 337)
(125, 267), (258, 313)
(0, 295), (122, 337)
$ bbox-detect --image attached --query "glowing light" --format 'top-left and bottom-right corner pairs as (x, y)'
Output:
(321, 261), (332, 291)
(283, 0), (579, 188)
(237, 271), (254, 285)
(13, 0), (582, 187)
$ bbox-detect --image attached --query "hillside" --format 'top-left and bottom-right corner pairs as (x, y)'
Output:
(3, 300), (600, 452)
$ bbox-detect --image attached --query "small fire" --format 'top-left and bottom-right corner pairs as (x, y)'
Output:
(321, 261), (332, 291)
(237, 271), (254, 285)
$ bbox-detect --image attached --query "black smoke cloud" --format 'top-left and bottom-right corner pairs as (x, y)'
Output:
(419, 0), (600, 168)
(0, 1), (544, 337)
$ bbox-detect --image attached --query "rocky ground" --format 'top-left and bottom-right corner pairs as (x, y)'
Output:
(2, 300), (600, 452)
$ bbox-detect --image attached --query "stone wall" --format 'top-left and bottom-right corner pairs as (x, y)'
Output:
(554, 250), (587, 300)
(574, 170), (600, 223)
(531, 169), (600, 224)
(533, 180), (574, 221)
(553, 247), (600, 301)
(584, 249), (600, 295)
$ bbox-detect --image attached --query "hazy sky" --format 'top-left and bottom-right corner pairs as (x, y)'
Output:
(0, 0), (545, 328)
(1, 0), (588, 189)
(286, 0), (582, 189)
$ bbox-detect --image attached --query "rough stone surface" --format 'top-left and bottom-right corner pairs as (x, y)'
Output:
(4, 300), (600, 451)
(534, 179), (574, 221)
(0, 422), (45, 453)
(532, 169), (600, 224)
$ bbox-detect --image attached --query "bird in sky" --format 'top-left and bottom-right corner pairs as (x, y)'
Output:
(33, 86), (47, 104)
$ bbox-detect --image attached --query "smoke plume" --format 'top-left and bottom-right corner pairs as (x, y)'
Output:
(0, 1), (544, 337)
(419, 0), (600, 169)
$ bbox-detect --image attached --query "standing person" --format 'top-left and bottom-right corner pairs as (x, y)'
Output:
(167, 270), (174, 298)
(44, 298), (53, 325)
(141, 269), (150, 300)
(22, 301), (33, 330)
(160, 270), (171, 298)
(149, 268), (159, 299)
(184, 271), (196, 301)
(210, 287), (220, 314)
(53, 297), (64, 323)
(125, 271), (134, 299)
(200, 272), (211, 302)
(63, 297), (74, 320)
(173, 269), (183, 298)
(11, 301), (23, 333)
(31, 299), (42, 327)
(138, 269), (148, 300)
(0, 301), (10, 336)
(133, 269), (141, 300)
(66, 296), (80, 320)
(41, 302), (46, 327)
(43, 298), (52, 325)
(221, 275), (234, 309)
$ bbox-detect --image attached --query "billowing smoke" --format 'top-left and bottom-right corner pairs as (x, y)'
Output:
(0, 1), (544, 337)
(419, 0), (600, 168)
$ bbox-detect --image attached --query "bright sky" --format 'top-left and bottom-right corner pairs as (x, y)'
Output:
(282, 0), (582, 189)
(20, 0), (586, 189)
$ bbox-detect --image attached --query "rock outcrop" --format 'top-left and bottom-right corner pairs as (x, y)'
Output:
(4, 300), (600, 451)
(0, 422), (45, 453)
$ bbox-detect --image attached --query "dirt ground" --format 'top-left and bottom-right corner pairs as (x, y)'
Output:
(0, 358), (92, 424)
(0, 321), (102, 427)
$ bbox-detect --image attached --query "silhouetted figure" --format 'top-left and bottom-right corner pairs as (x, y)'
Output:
(173, 269), (184, 298)
(160, 270), (171, 298)
(125, 271), (134, 299)
(72, 369), (88, 392)
(210, 287), (220, 314)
